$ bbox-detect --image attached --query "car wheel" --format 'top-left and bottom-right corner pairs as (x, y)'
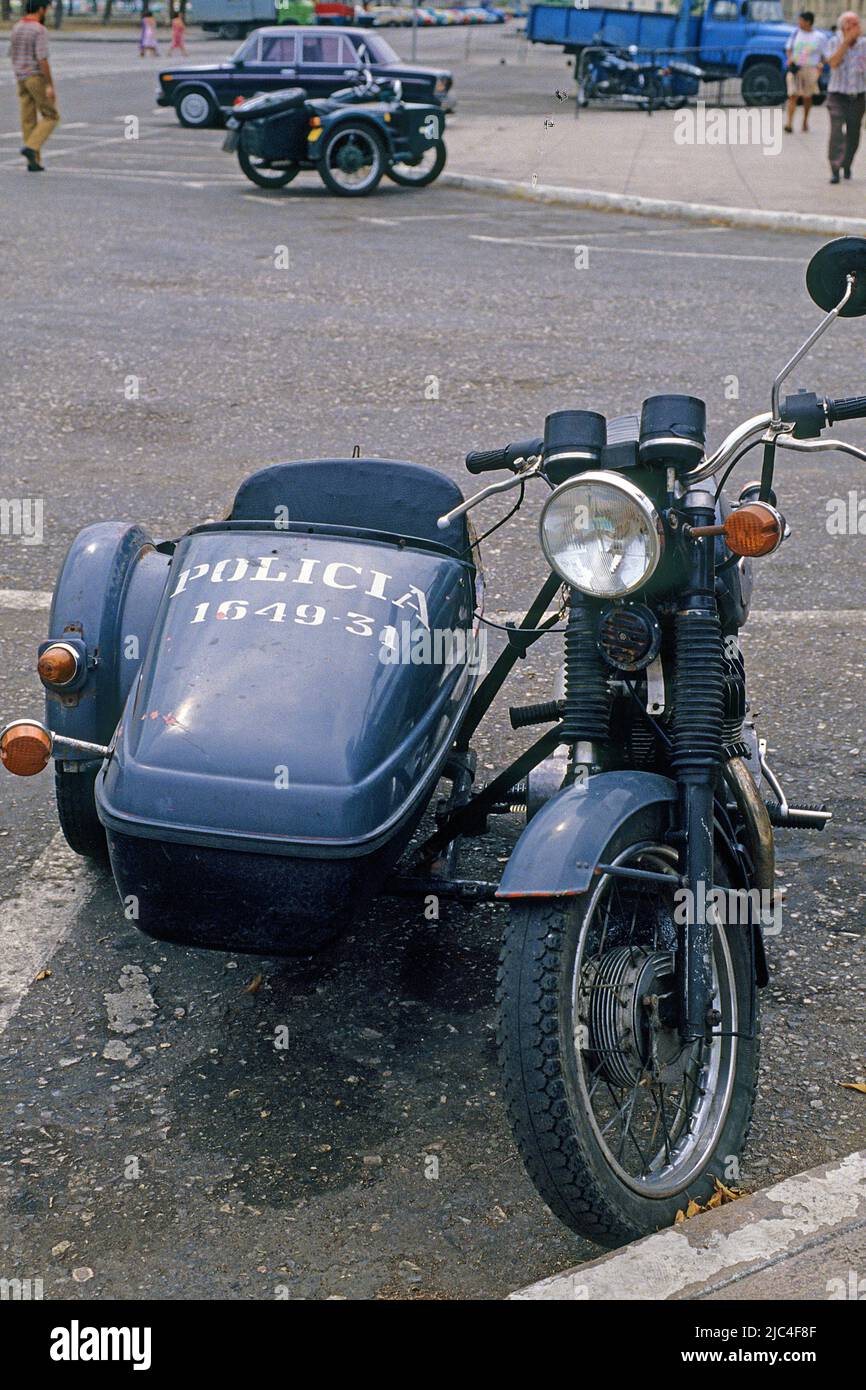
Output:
(387, 139), (446, 187)
(237, 147), (300, 189)
(318, 123), (386, 197)
(176, 87), (218, 128)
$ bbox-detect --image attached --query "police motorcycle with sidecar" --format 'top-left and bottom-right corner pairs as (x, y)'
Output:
(222, 63), (446, 195)
(4, 238), (866, 1247)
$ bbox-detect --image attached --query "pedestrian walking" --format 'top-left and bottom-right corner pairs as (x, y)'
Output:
(824, 11), (866, 182)
(9, 0), (59, 172)
(170, 8), (188, 56)
(139, 10), (160, 59)
(784, 11), (823, 133)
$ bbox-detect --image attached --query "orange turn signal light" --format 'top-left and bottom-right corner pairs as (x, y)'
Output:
(721, 502), (785, 558)
(309, 116), (322, 128)
(0, 721), (53, 777)
(688, 501), (785, 558)
(37, 643), (80, 688)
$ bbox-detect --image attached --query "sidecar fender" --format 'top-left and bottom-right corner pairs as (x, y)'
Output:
(496, 771), (678, 899)
(45, 522), (171, 761)
(310, 106), (391, 158)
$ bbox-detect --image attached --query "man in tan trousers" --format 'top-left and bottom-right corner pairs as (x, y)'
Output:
(9, 0), (59, 172)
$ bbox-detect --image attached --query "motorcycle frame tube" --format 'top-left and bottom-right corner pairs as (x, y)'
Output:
(455, 570), (562, 751)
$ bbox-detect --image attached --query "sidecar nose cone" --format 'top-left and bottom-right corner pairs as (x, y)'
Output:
(0, 720), (53, 777)
(38, 643), (80, 687)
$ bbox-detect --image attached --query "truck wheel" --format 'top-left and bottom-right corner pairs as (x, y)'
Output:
(218, 22), (244, 40)
(742, 63), (785, 107)
(55, 763), (108, 862)
(318, 123), (386, 197)
(238, 148), (300, 188)
(176, 87), (218, 128)
(387, 139), (446, 187)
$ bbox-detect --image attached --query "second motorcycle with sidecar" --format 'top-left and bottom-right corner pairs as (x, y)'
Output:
(223, 69), (447, 195)
(4, 238), (866, 1249)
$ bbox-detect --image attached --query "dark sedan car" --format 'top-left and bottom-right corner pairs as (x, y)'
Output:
(156, 27), (454, 128)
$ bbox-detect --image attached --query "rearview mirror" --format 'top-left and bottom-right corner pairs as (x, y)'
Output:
(806, 237), (866, 317)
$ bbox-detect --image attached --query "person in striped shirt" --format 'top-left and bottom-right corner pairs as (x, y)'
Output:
(8, 0), (59, 172)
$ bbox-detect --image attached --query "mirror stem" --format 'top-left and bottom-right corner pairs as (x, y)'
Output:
(771, 273), (855, 427)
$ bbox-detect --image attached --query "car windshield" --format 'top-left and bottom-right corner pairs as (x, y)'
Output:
(231, 35), (258, 63)
(366, 36), (400, 65)
(749, 1), (784, 21)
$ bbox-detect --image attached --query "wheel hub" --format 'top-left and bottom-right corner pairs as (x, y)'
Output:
(578, 947), (687, 1088)
(338, 142), (367, 174)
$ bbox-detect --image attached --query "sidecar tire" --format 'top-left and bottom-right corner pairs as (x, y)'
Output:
(237, 148), (300, 189)
(497, 818), (760, 1248)
(318, 123), (386, 197)
(55, 764), (108, 862)
(387, 139), (446, 187)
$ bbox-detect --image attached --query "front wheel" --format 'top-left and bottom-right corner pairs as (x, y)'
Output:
(237, 147), (300, 189)
(497, 820), (759, 1247)
(176, 87), (218, 128)
(387, 140), (446, 187)
(741, 63), (786, 107)
(318, 123), (386, 197)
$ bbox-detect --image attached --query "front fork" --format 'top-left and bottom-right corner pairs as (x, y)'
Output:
(672, 487), (726, 1043)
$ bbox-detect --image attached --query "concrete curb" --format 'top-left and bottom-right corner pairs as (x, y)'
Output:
(510, 1151), (866, 1300)
(442, 171), (866, 236)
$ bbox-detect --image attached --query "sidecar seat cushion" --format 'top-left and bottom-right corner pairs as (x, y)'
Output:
(230, 459), (469, 554)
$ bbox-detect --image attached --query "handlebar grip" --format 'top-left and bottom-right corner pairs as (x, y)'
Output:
(826, 395), (866, 425)
(465, 448), (511, 474)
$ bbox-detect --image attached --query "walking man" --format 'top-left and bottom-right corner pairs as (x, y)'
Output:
(9, 0), (59, 172)
(824, 11), (866, 183)
(784, 11), (823, 133)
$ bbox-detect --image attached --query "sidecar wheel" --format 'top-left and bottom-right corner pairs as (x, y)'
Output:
(318, 123), (386, 197)
(55, 764), (108, 862)
(387, 140), (446, 187)
(237, 148), (300, 189)
(497, 819), (759, 1247)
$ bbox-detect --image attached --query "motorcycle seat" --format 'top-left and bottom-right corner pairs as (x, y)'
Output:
(230, 458), (470, 555)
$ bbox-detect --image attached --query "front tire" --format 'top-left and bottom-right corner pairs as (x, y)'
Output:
(742, 63), (786, 107)
(387, 139), (446, 187)
(176, 87), (218, 128)
(237, 147), (300, 188)
(318, 123), (386, 196)
(55, 763), (108, 861)
(497, 815), (759, 1247)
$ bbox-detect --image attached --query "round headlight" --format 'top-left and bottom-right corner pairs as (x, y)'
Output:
(539, 472), (663, 598)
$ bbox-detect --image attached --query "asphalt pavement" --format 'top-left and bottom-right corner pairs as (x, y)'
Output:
(0, 36), (864, 1301)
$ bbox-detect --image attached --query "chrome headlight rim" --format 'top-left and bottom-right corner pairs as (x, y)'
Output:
(539, 470), (664, 598)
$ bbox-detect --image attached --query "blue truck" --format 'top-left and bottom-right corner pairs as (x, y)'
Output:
(527, 0), (809, 106)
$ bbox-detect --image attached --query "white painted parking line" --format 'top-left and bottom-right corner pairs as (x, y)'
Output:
(0, 831), (95, 1037)
(0, 589), (52, 611)
(470, 235), (802, 264)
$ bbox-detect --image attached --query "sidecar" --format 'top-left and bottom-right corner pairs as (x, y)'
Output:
(224, 84), (447, 195)
(19, 460), (480, 954)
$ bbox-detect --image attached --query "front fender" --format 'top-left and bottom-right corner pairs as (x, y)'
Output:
(496, 771), (678, 900)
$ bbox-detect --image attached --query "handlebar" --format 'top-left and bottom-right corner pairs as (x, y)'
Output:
(465, 438), (543, 474)
(825, 394), (866, 425)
